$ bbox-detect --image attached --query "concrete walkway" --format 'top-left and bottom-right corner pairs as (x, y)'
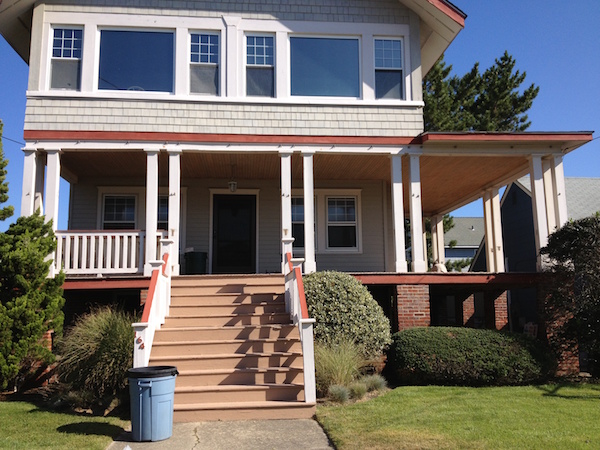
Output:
(106, 419), (334, 450)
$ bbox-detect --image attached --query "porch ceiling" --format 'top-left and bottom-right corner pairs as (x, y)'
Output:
(60, 150), (531, 216)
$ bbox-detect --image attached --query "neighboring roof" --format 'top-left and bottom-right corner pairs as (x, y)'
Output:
(444, 217), (484, 247)
(515, 176), (600, 221)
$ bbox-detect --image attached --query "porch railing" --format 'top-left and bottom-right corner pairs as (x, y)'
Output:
(284, 251), (317, 403)
(132, 239), (173, 368)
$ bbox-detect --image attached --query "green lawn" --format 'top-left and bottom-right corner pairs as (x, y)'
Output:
(0, 400), (128, 449)
(317, 384), (600, 450)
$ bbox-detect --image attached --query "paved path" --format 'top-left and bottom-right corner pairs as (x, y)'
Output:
(107, 419), (334, 450)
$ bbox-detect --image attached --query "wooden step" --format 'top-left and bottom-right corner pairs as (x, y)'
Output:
(163, 313), (291, 327)
(173, 401), (315, 422)
(154, 325), (298, 342)
(170, 293), (284, 306)
(151, 338), (302, 356)
(174, 384), (305, 404)
(171, 284), (284, 295)
(176, 367), (304, 387)
(150, 352), (303, 370)
(168, 302), (286, 316)
(171, 274), (284, 287)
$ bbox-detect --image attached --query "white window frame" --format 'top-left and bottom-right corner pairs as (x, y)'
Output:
(374, 37), (404, 100)
(325, 195), (360, 251)
(245, 33), (276, 98)
(101, 194), (138, 230)
(49, 26), (84, 91)
(189, 30), (221, 96)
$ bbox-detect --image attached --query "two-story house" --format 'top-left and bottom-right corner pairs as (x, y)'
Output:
(0, 0), (592, 419)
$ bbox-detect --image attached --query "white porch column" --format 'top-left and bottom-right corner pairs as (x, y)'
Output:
(144, 149), (160, 276)
(44, 149), (61, 231)
(530, 155), (549, 270)
(431, 214), (445, 265)
(483, 191), (495, 272)
(542, 159), (557, 233)
(490, 188), (505, 272)
(551, 154), (568, 229)
(20, 148), (38, 216)
(168, 148), (181, 276)
(390, 155), (408, 272)
(408, 154), (427, 272)
(280, 150), (293, 272)
(34, 152), (46, 213)
(302, 150), (316, 273)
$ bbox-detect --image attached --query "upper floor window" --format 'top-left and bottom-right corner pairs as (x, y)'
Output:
(99, 30), (174, 92)
(290, 37), (360, 97)
(190, 33), (219, 95)
(103, 195), (136, 230)
(374, 39), (403, 99)
(246, 35), (274, 97)
(51, 28), (82, 90)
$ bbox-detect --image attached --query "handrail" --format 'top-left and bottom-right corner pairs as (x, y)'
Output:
(284, 251), (316, 403)
(132, 238), (174, 368)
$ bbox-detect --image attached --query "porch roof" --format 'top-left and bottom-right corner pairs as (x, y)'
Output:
(45, 130), (593, 217)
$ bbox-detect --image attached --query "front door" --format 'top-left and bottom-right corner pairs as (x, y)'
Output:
(212, 194), (257, 274)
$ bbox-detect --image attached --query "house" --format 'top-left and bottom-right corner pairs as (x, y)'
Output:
(472, 177), (600, 333)
(444, 216), (484, 270)
(0, 0), (593, 418)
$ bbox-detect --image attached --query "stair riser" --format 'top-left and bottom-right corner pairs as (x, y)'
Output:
(163, 314), (291, 327)
(170, 294), (284, 306)
(151, 340), (302, 356)
(173, 405), (315, 422)
(150, 355), (303, 371)
(169, 304), (286, 316)
(172, 286), (284, 296)
(154, 326), (298, 342)
(177, 370), (304, 387)
(172, 275), (284, 287)
(174, 387), (304, 403)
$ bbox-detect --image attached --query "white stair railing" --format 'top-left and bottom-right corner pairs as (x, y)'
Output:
(132, 239), (174, 368)
(284, 251), (317, 404)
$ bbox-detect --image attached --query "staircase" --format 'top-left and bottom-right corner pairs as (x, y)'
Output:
(149, 274), (316, 421)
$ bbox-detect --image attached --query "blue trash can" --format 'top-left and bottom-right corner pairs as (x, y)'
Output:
(128, 366), (178, 442)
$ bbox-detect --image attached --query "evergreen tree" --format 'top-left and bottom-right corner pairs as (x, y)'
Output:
(0, 122), (65, 390)
(0, 122), (14, 221)
(424, 52), (539, 132)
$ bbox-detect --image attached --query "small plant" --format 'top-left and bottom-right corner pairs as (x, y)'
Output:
(348, 381), (368, 400)
(304, 271), (391, 359)
(315, 340), (368, 397)
(328, 384), (350, 404)
(56, 307), (136, 411)
(361, 373), (387, 392)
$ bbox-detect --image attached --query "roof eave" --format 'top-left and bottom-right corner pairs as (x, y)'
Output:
(0, 0), (36, 63)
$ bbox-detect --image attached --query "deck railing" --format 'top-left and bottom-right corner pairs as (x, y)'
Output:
(284, 251), (316, 403)
(132, 239), (173, 368)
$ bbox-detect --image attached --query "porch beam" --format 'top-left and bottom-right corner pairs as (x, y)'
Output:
(302, 150), (316, 274)
(280, 150), (293, 272)
(144, 149), (160, 276)
(168, 148), (182, 276)
(408, 154), (427, 272)
(391, 155), (408, 272)
(45, 149), (61, 231)
(530, 155), (549, 270)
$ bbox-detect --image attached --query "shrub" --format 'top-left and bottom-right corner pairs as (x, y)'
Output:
(348, 381), (368, 400)
(328, 384), (350, 403)
(315, 341), (368, 397)
(56, 307), (135, 409)
(388, 327), (556, 386)
(361, 373), (387, 392)
(304, 271), (391, 359)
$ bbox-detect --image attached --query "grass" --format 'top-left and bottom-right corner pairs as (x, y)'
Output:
(316, 383), (600, 449)
(0, 398), (128, 449)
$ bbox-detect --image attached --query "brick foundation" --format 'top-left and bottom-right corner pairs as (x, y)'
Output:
(396, 284), (430, 330)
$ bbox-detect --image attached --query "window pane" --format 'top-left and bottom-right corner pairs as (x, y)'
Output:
(328, 198), (356, 222)
(51, 60), (81, 90)
(51, 28), (82, 90)
(328, 225), (357, 248)
(374, 39), (402, 69)
(291, 198), (305, 248)
(291, 37), (359, 97)
(375, 70), (403, 99)
(247, 67), (274, 97)
(247, 36), (274, 66)
(292, 223), (305, 248)
(103, 196), (136, 229)
(191, 65), (219, 95)
(99, 30), (174, 92)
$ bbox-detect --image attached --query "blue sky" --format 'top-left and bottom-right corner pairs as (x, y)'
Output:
(0, 0), (598, 230)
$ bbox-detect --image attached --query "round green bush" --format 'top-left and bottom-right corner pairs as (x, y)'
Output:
(56, 307), (136, 408)
(388, 327), (556, 386)
(304, 271), (391, 359)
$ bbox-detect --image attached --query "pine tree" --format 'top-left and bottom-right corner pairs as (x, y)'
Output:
(0, 122), (14, 221)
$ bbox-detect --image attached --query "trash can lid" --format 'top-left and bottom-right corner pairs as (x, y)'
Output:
(128, 366), (179, 378)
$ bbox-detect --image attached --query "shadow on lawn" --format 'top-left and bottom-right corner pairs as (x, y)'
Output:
(57, 422), (126, 437)
(536, 382), (600, 400)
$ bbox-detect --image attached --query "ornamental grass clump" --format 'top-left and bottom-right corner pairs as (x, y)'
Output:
(315, 340), (368, 397)
(304, 271), (391, 359)
(56, 307), (136, 410)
